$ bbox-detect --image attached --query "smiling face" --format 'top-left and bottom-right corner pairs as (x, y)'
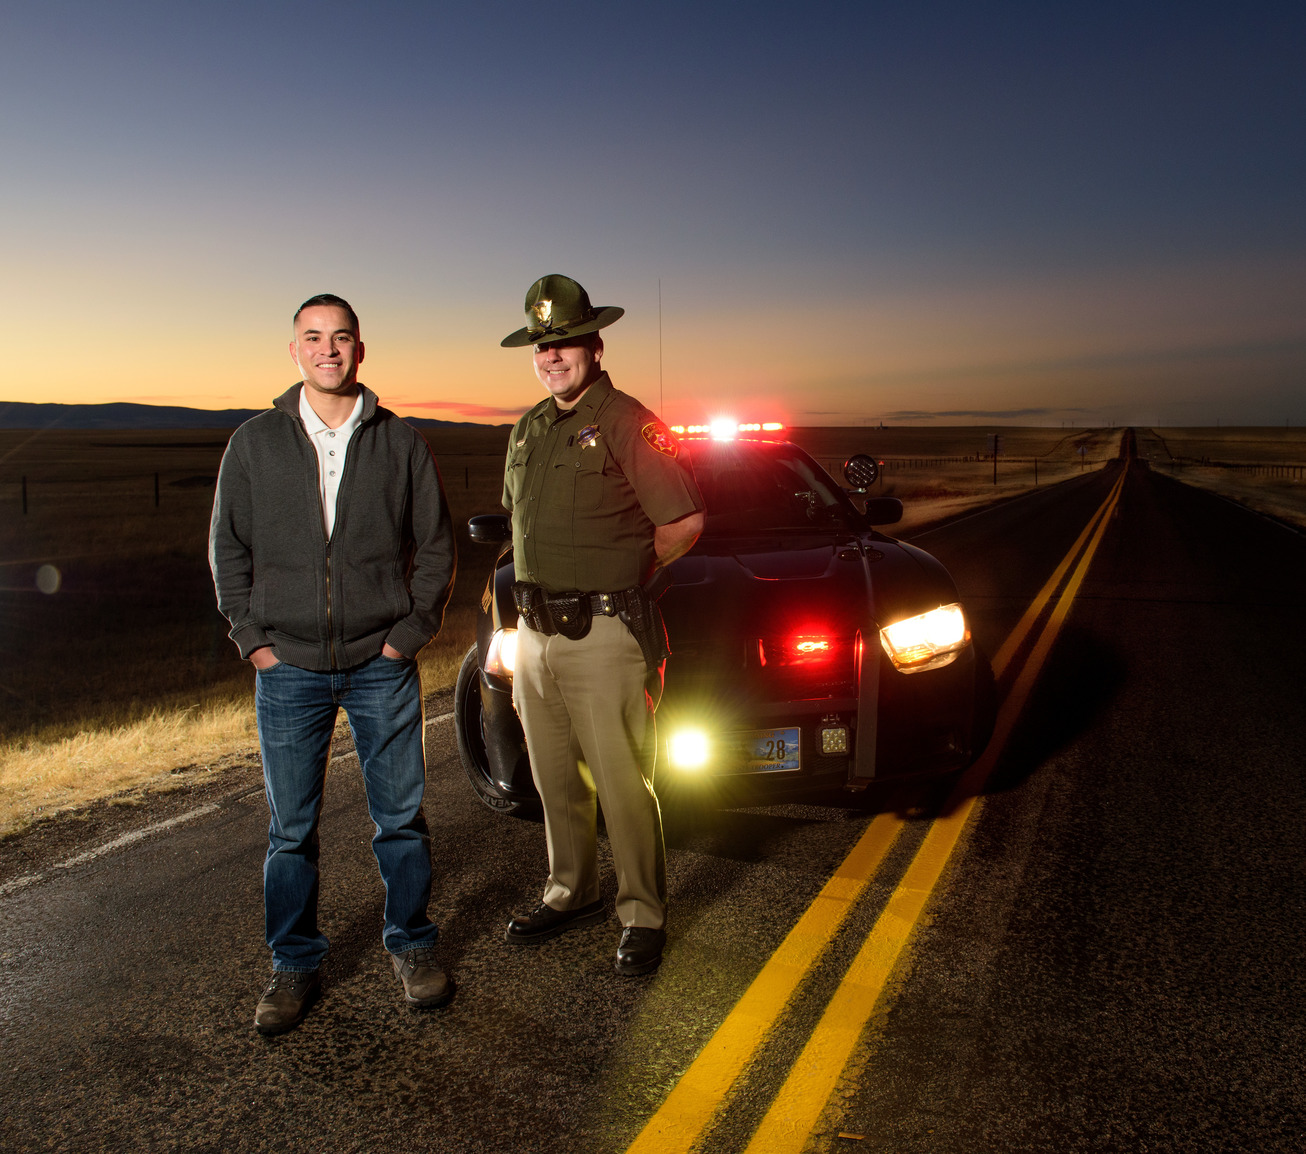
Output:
(533, 334), (603, 406)
(289, 304), (364, 398)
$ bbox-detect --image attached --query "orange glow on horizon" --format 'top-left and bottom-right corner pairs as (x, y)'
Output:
(7, 250), (1303, 427)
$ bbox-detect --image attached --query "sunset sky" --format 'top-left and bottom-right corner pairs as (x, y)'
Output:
(2, 2), (1303, 427)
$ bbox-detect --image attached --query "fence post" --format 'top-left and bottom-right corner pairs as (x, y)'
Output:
(22, 475), (27, 514)
(1034, 459), (1038, 485)
(154, 472), (160, 507)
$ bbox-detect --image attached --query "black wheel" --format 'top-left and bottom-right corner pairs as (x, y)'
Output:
(454, 644), (528, 816)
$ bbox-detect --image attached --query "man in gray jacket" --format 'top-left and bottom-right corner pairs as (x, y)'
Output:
(210, 293), (457, 1035)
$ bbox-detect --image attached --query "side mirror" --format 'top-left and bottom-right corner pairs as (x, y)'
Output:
(842, 453), (879, 490)
(863, 497), (903, 526)
(468, 514), (512, 544)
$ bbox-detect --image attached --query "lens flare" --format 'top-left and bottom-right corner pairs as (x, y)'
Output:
(668, 728), (710, 770)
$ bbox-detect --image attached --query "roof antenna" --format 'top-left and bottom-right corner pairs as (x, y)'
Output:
(658, 277), (664, 418)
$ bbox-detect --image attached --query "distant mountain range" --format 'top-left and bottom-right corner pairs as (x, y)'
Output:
(0, 400), (495, 430)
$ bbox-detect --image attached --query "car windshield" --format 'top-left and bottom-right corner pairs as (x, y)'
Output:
(686, 440), (858, 534)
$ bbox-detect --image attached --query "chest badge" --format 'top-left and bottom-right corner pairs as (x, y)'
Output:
(641, 420), (680, 457)
(577, 424), (600, 448)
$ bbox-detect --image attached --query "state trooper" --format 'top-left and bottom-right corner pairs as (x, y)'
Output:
(499, 274), (704, 974)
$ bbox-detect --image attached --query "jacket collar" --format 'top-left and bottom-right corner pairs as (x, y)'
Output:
(275, 383), (379, 427)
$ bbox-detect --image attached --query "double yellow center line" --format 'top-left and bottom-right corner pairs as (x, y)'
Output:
(627, 466), (1128, 1154)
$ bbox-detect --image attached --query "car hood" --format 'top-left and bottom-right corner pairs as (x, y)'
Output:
(663, 528), (958, 637)
(664, 532), (876, 642)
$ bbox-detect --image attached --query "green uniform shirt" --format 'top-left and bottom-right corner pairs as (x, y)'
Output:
(502, 373), (704, 593)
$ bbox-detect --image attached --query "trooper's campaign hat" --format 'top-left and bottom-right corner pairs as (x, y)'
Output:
(500, 274), (624, 348)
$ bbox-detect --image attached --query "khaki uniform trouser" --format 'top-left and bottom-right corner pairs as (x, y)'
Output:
(512, 614), (667, 929)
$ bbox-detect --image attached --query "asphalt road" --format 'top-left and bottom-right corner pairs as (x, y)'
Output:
(2, 450), (1303, 1152)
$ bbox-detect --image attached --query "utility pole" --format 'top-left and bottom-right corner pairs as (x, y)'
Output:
(657, 277), (663, 418)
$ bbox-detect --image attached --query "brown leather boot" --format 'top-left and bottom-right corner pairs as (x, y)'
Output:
(254, 969), (320, 1035)
(391, 946), (454, 1008)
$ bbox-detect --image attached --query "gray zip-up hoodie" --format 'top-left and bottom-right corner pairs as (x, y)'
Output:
(209, 384), (456, 671)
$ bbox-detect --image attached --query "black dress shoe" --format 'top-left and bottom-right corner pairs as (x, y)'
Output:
(615, 926), (666, 975)
(505, 898), (605, 944)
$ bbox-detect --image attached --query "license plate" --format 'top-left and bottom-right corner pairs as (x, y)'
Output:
(743, 727), (801, 772)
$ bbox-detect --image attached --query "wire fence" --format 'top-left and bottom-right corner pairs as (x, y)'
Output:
(1166, 459), (1306, 480)
(812, 454), (1103, 487)
(1, 471), (213, 514)
(2, 459), (505, 515)
(11, 454), (1298, 517)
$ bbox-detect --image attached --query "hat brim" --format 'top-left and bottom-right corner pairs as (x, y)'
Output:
(500, 305), (625, 348)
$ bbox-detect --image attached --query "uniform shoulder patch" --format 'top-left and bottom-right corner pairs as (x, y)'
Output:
(640, 420), (680, 457)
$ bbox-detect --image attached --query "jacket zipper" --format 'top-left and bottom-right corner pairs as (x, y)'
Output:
(324, 541), (334, 669)
(293, 414), (338, 669)
(292, 390), (369, 671)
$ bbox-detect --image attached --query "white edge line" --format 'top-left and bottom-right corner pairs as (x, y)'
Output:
(907, 479), (1065, 540)
(1197, 486), (1306, 537)
(0, 804), (220, 897)
(0, 710), (459, 898)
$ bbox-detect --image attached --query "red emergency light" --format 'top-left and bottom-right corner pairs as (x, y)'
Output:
(758, 632), (839, 667)
(669, 419), (785, 438)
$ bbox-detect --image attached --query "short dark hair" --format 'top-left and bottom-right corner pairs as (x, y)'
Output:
(293, 293), (360, 336)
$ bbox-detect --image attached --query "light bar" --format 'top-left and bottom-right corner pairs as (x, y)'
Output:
(668, 420), (786, 437)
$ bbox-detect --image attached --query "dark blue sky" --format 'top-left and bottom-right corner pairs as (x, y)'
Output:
(3, 1), (1303, 424)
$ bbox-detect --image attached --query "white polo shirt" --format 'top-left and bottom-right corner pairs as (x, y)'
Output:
(299, 387), (365, 537)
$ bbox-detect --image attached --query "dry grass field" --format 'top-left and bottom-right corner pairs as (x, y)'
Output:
(1, 420), (1299, 835)
(0, 423), (511, 833)
(1135, 427), (1306, 533)
(793, 424), (1121, 532)
(0, 425), (511, 735)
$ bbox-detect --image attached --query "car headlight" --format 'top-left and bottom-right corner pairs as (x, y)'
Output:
(879, 604), (970, 673)
(485, 628), (518, 677)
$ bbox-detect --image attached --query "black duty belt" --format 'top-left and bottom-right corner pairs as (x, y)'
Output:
(512, 583), (627, 638)
(512, 580), (671, 670)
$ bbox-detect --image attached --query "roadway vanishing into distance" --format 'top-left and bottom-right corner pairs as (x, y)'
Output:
(2, 435), (1304, 1152)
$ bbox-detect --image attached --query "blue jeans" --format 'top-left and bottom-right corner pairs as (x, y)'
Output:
(254, 654), (435, 971)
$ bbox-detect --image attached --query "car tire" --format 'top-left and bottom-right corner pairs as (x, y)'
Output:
(454, 644), (531, 817)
